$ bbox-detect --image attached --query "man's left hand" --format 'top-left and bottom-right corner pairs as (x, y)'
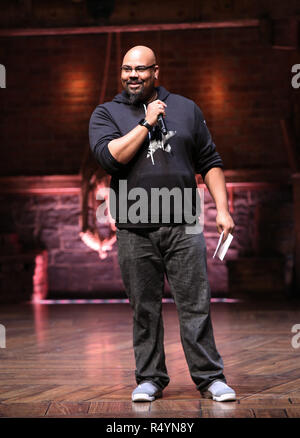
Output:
(216, 210), (235, 243)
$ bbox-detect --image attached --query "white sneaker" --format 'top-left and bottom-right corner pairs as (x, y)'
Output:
(132, 381), (163, 402)
(202, 380), (236, 402)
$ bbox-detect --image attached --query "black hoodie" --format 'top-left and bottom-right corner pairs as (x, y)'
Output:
(89, 86), (224, 228)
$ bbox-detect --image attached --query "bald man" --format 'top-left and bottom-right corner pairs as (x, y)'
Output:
(89, 46), (236, 402)
(121, 46), (157, 105)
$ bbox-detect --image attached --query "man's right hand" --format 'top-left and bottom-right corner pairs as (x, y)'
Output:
(146, 100), (167, 126)
(108, 100), (167, 164)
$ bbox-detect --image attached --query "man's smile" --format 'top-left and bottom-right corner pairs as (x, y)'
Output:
(128, 82), (143, 88)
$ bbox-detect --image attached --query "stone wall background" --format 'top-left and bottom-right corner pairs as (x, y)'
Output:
(0, 0), (299, 299)
(0, 183), (294, 298)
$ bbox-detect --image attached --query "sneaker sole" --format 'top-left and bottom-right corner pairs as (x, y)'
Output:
(132, 392), (162, 402)
(212, 393), (236, 402)
(202, 391), (236, 402)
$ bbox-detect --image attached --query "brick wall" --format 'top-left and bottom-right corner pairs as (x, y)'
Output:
(0, 0), (299, 27)
(0, 182), (294, 298)
(0, 5), (299, 300)
(0, 25), (299, 176)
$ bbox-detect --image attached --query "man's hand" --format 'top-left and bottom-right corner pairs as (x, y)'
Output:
(216, 210), (235, 243)
(203, 168), (235, 243)
(146, 100), (167, 126)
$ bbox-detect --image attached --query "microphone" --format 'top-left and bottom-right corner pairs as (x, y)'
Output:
(157, 114), (168, 135)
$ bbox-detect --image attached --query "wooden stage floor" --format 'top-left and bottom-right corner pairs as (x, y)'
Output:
(0, 297), (300, 418)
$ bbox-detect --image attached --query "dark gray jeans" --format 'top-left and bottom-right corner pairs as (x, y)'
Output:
(116, 224), (226, 392)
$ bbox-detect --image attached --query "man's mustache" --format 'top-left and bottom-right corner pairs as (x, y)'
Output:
(127, 80), (143, 84)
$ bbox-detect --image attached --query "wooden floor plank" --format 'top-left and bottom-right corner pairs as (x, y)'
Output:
(0, 299), (300, 417)
(45, 411), (202, 418)
(253, 408), (287, 418)
(238, 398), (291, 407)
(46, 401), (90, 416)
(201, 407), (254, 418)
(0, 385), (86, 403)
(0, 402), (49, 417)
(0, 384), (53, 402)
(289, 397), (300, 404)
(285, 407), (300, 418)
(150, 400), (201, 412)
(88, 401), (150, 414)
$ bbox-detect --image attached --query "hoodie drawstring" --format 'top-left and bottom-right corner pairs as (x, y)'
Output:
(143, 103), (155, 165)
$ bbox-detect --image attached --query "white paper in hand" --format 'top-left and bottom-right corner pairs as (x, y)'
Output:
(213, 231), (233, 261)
(213, 231), (224, 259)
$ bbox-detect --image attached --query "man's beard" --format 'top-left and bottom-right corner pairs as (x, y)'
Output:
(128, 89), (144, 105)
(125, 82), (151, 105)
(125, 81), (145, 105)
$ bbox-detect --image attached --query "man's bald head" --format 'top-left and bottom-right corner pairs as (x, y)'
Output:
(122, 46), (156, 66)
(121, 46), (159, 105)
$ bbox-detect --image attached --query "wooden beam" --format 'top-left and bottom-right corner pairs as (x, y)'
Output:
(0, 175), (82, 194)
(0, 169), (292, 195)
(0, 19), (260, 37)
(272, 45), (298, 50)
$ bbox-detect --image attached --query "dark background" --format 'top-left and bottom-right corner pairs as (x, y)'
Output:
(0, 0), (299, 302)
